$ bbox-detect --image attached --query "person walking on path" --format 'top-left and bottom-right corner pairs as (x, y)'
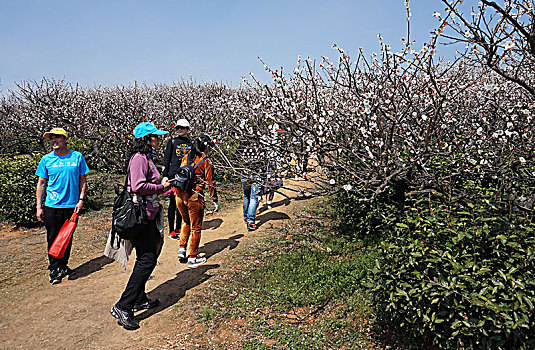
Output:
(162, 119), (192, 240)
(174, 134), (219, 268)
(35, 127), (90, 285)
(110, 122), (172, 330)
(233, 139), (264, 231)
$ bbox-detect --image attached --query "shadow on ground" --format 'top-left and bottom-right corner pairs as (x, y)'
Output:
(202, 218), (223, 230)
(69, 255), (114, 280)
(137, 233), (244, 320)
(256, 211), (291, 228)
(201, 234), (243, 259)
(257, 197), (291, 216)
(137, 264), (220, 321)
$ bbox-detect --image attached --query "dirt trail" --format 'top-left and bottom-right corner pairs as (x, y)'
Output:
(0, 185), (304, 349)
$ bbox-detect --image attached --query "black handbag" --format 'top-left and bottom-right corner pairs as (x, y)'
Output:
(111, 158), (148, 241)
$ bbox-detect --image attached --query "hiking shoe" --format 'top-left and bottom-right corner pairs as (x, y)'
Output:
(168, 230), (180, 240)
(247, 223), (258, 231)
(49, 268), (62, 284)
(187, 256), (207, 268)
(177, 247), (187, 259)
(110, 304), (140, 330)
(133, 298), (160, 312)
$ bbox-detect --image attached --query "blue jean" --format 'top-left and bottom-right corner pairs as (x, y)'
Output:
(242, 180), (260, 224)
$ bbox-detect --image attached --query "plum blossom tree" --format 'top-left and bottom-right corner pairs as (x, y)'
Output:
(0, 0), (532, 211)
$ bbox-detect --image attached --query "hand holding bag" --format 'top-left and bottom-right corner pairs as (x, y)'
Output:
(49, 212), (78, 259)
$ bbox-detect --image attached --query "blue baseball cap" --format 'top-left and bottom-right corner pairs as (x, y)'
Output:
(132, 122), (168, 139)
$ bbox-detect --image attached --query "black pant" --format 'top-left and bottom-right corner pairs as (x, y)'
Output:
(168, 194), (182, 232)
(44, 207), (75, 271)
(117, 220), (158, 309)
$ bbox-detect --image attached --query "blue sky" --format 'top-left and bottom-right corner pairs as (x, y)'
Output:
(0, 0), (449, 92)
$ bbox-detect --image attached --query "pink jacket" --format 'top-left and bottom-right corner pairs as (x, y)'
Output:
(127, 153), (163, 219)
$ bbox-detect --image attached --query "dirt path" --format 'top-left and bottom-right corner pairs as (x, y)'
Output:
(0, 185), (304, 349)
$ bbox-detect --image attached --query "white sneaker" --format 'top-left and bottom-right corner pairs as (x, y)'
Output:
(178, 247), (186, 259)
(188, 256), (207, 268)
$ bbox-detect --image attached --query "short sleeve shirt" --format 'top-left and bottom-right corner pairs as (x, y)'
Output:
(35, 150), (90, 208)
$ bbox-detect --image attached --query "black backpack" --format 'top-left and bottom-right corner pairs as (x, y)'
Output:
(111, 158), (148, 243)
(173, 154), (206, 192)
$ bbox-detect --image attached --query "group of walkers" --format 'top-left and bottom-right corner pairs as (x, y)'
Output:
(34, 120), (279, 330)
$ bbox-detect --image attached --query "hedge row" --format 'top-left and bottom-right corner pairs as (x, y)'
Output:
(333, 178), (535, 348)
(0, 155), (41, 226)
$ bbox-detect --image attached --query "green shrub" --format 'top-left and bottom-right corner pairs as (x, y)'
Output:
(373, 196), (535, 349)
(84, 171), (123, 211)
(0, 154), (42, 226)
(333, 184), (406, 244)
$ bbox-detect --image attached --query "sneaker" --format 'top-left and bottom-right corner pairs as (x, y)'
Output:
(187, 256), (207, 268)
(177, 247), (187, 259)
(168, 230), (180, 240)
(133, 298), (160, 312)
(49, 268), (62, 284)
(59, 266), (74, 278)
(247, 223), (258, 231)
(110, 304), (140, 330)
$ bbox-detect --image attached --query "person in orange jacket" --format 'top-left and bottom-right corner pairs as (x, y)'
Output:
(173, 134), (218, 268)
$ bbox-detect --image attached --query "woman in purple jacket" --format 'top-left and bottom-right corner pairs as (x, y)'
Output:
(110, 122), (171, 330)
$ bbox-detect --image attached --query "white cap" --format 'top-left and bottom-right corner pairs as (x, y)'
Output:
(175, 119), (190, 128)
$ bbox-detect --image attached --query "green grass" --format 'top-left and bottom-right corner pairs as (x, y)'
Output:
(231, 197), (380, 348)
(165, 196), (384, 349)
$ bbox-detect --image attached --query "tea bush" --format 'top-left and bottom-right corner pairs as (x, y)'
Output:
(373, 195), (535, 349)
(0, 154), (42, 226)
(333, 184), (406, 244)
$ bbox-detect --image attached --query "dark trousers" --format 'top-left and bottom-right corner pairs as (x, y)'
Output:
(44, 207), (75, 271)
(168, 193), (182, 232)
(117, 220), (158, 310)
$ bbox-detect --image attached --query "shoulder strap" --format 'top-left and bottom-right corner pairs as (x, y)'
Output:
(193, 156), (206, 170)
(124, 155), (134, 189)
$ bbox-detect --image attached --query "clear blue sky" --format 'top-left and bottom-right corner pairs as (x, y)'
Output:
(0, 0), (448, 92)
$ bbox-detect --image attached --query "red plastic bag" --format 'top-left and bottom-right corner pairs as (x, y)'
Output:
(48, 212), (78, 259)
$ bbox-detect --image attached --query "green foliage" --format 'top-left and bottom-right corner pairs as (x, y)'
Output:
(67, 137), (93, 161)
(333, 185), (406, 244)
(373, 196), (535, 349)
(84, 172), (123, 211)
(0, 154), (42, 226)
(252, 244), (376, 310)
(249, 317), (327, 349)
(0, 132), (44, 155)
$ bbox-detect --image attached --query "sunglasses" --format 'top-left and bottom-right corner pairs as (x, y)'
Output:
(175, 126), (189, 130)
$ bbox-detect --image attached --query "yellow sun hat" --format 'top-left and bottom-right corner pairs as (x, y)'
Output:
(43, 128), (68, 139)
